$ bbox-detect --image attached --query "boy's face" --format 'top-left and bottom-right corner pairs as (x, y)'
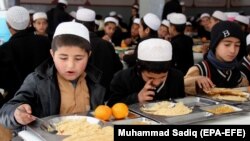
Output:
(33, 19), (48, 34)
(158, 25), (169, 39)
(50, 46), (90, 81)
(141, 71), (168, 88)
(215, 37), (240, 62)
(104, 22), (116, 38)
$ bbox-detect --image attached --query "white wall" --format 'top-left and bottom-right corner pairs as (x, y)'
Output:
(139, 0), (165, 18)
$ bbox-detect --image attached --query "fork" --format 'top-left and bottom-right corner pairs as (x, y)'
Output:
(17, 108), (57, 134)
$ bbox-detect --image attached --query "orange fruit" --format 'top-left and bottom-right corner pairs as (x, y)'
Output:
(94, 105), (112, 121)
(112, 103), (129, 119)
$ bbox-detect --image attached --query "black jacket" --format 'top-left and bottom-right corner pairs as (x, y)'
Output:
(89, 32), (123, 100)
(171, 34), (194, 74)
(0, 30), (51, 107)
(107, 67), (185, 106)
(0, 59), (106, 129)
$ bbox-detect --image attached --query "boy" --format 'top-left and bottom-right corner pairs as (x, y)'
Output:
(107, 38), (185, 106)
(32, 12), (48, 36)
(0, 22), (105, 129)
(185, 21), (249, 95)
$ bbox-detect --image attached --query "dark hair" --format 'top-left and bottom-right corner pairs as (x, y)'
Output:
(170, 23), (186, 33)
(136, 60), (171, 73)
(140, 19), (158, 38)
(75, 19), (95, 32)
(51, 34), (91, 54)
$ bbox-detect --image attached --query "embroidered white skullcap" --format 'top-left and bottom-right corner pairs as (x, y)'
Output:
(33, 12), (47, 21)
(200, 13), (210, 19)
(28, 9), (35, 14)
(161, 19), (170, 28)
(212, 10), (227, 21)
(133, 18), (140, 25)
(167, 12), (176, 20)
(132, 4), (139, 10)
(109, 11), (117, 17)
(104, 17), (118, 26)
(186, 21), (192, 26)
(6, 6), (29, 30)
(246, 34), (250, 46)
(138, 38), (172, 61)
(69, 11), (76, 18)
(76, 8), (95, 22)
(143, 13), (161, 31)
(53, 21), (90, 42)
(58, 0), (68, 5)
(235, 15), (249, 25)
(169, 13), (186, 25)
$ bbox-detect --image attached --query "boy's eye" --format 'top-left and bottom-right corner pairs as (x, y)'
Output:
(60, 57), (67, 60)
(75, 57), (83, 61)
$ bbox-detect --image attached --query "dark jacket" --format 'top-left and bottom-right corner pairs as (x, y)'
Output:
(162, 0), (182, 20)
(0, 59), (106, 129)
(171, 34), (194, 74)
(89, 32), (123, 100)
(239, 56), (250, 82)
(0, 30), (51, 107)
(46, 4), (73, 35)
(107, 67), (185, 106)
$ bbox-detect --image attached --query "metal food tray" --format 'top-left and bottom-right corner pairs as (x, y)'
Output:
(199, 104), (242, 114)
(129, 97), (247, 125)
(174, 96), (219, 107)
(24, 115), (103, 141)
(110, 117), (160, 125)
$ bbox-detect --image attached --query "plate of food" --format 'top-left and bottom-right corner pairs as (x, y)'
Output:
(140, 101), (192, 116)
(203, 87), (250, 102)
(200, 104), (242, 115)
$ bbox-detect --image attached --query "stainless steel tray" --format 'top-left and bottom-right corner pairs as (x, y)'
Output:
(110, 117), (160, 125)
(25, 115), (103, 141)
(129, 97), (247, 125)
(174, 96), (219, 107)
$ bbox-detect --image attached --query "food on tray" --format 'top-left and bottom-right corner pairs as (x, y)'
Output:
(211, 95), (248, 102)
(54, 118), (113, 141)
(140, 101), (192, 116)
(205, 105), (235, 115)
(112, 103), (129, 119)
(192, 45), (202, 53)
(94, 105), (112, 121)
(204, 88), (249, 101)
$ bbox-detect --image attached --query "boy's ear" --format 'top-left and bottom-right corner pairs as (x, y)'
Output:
(145, 27), (150, 34)
(50, 49), (54, 57)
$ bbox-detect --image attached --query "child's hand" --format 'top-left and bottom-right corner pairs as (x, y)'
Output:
(102, 35), (111, 42)
(14, 104), (36, 125)
(195, 76), (215, 92)
(138, 79), (156, 103)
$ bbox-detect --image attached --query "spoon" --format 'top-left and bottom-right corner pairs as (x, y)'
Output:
(17, 108), (57, 134)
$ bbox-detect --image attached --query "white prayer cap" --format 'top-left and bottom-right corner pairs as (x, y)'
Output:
(104, 17), (118, 26)
(167, 12), (176, 20)
(69, 11), (76, 18)
(186, 21), (192, 26)
(117, 14), (123, 19)
(138, 38), (172, 61)
(58, 0), (68, 5)
(6, 6), (29, 30)
(28, 9), (35, 14)
(212, 10), (227, 21)
(246, 34), (250, 46)
(200, 13), (210, 19)
(235, 15), (249, 25)
(109, 11), (117, 17)
(53, 21), (90, 42)
(169, 13), (186, 25)
(76, 8), (96, 22)
(224, 12), (239, 21)
(143, 13), (161, 31)
(132, 4), (139, 10)
(161, 19), (170, 28)
(33, 12), (47, 21)
(133, 18), (140, 25)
